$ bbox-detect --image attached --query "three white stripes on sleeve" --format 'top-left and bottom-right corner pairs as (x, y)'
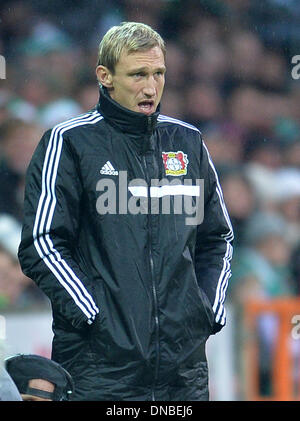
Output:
(33, 111), (103, 322)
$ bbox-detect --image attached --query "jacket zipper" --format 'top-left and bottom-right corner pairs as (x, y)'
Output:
(148, 210), (159, 402)
(142, 120), (160, 401)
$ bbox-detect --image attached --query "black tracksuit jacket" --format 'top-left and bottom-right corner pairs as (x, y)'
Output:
(18, 87), (234, 401)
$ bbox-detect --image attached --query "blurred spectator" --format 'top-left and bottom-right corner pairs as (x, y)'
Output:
(163, 41), (188, 89)
(290, 242), (300, 294)
(257, 50), (290, 93)
(73, 78), (99, 113)
(0, 1), (35, 57)
(229, 211), (295, 397)
(190, 41), (229, 85)
(244, 135), (282, 170)
(0, 245), (42, 311)
(14, 71), (56, 111)
(160, 88), (185, 120)
(0, 119), (43, 221)
(227, 30), (264, 87)
(247, 0), (300, 55)
(272, 168), (300, 247)
(0, 213), (22, 259)
(0, 213), (47, 311)
(281, 139), (300, 168)
(243, 134), (283, 209)
(123, 0), (164, 28)
(179, 15), (224, 53)
(289, 86), (300, 123)
(202, 123), (244, 172)
(231, 211), (294, 301)
(0, 90), (14, 126)
(38, 98), (83, 129)
(273, 116), (300, 149)
(221, 169), (257, 246)
(184, 83), (224, 129)
(228, 86), (275, 135)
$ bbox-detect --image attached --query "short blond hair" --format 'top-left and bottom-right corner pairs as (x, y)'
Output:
(97, 22), (166, 73)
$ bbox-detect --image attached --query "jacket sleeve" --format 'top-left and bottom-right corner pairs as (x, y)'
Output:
(18, 129), (99, 329)
(195, 134), (234, 334)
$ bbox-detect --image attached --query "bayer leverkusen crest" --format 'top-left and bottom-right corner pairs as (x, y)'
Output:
(162, 151), (189, 176)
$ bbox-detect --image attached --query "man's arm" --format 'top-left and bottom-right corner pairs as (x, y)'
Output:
(195, 135), (234, 334)
(18, 129), (99, 329)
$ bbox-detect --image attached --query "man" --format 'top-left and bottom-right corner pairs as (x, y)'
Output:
(18, 22), (233, 401)
(4, 354), (74, 401)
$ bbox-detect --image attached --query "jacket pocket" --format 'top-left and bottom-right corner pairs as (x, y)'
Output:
(77, 246), (92, 278)
(189, 266), (215, 334)
(198, 286), (215, 332)
(87, 282), (106, 360)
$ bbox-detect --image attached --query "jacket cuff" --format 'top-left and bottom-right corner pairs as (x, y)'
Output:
(211, 321), (224, 335)
(87, 312), (98, 325)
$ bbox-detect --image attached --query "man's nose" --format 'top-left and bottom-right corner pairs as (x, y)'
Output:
(143, 77), (156, 97)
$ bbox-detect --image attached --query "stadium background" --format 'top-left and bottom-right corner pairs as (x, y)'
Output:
(0, 0), (299, 400)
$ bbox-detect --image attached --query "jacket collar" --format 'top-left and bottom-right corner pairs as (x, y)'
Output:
(97, 86), (159, 136)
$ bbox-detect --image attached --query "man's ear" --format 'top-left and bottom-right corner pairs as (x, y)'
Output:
(96, 65), (114, 88)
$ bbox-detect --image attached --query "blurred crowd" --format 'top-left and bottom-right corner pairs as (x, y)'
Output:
(0, 0), (299, 399)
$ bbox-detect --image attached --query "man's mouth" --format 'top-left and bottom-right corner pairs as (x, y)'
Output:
(138, 100), (155, 115)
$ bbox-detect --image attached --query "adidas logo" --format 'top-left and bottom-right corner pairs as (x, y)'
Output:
(100, 161), (119, 176)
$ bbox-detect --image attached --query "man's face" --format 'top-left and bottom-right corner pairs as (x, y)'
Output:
(97, 46), (166, 115)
